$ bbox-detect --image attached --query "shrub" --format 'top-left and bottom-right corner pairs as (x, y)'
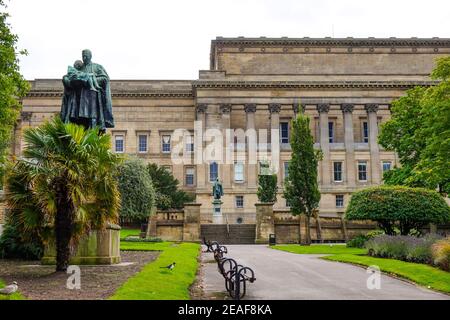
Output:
(257, 173), (278, 203)
(117, 158), (156, 224)
(347, 230), (385, 248)
(345, 186), (450, 235)
(366, 234), (442, 264)
(0, 220), (44, 260)
(431, 237), (450, 271)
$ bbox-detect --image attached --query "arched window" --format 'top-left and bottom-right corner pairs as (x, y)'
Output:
(209, 162), (218, 182)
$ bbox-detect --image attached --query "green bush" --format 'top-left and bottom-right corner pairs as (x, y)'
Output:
(345, 186), (450, 235)
(117, 158), (156, 224)
(347, 230), (385, 248)
(432, 237), (450, 271)
(257, 173), (278, 203)
(0, 220), (44, 260)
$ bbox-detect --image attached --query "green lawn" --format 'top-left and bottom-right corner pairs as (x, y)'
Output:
(272, 244), (367, 255)
(111, 241), (200, 300)
(120, 228), (140, 240)
(271, 244), (450, 294)
(324, 254), (450, 294)
(0, 279), (24, 300)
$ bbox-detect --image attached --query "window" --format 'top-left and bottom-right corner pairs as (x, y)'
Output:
(185, 135), (194, 153)
(162, 135), (171, 153)
(336, 195), (344, 208)
(358, 161), (368, 181)
(115, 135), (124, 153)
(363, 122), (369, 143)
(235, 196), (244, 208)
(284, 161), (289, 179)
(382, 161), (392, 173)
(209, 162), (218, 182)
(328, 121), (334, 143)
(280, 122), (289, 143)
(234, 162), (244, 182)
(333, 162), (343, 182)
(138, 135), (147, 153)
(185, 167), (195, 186)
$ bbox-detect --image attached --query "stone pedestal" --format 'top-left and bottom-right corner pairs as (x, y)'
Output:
(183, 203), (201, 242)
(255, 202), (274, 244)
(212, 199), (223, 224)
(42, 223), (121, 265)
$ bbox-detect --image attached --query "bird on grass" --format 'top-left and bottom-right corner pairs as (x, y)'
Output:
(160, 262), (176, 270)
(0, 281), (18, 295)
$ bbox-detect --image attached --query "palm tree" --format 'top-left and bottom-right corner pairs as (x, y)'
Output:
(5, 117), (121, 271)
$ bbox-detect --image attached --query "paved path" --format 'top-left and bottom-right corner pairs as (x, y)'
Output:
(200, 245), (449, 300)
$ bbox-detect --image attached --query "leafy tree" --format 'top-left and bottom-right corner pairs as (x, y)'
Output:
(4, 117), (121, 271)
(345, 186), (450, 235)
(257, 161), (278, 203)
(116, 158), (155, 224)
(147, 163), (195, 210)
(284, 113), (321, 244)
(0, 1), (30, 185)
(379, 57), (450, 193)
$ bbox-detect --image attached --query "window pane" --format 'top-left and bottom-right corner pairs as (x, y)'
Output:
(235, 196), (244, 208)
(284, 162), (289, 178)
(115, 135), (124, 153)
(363, 122), (369, 143)
(138, 135), (147, 152)
(162, 135), (171, 152)
(210, 162), (218, 181)
(185, 167), (194, 186)
(234, 162), (244, 181)
(280, 122), (289, 143)
(333, 162), (342, 181)
(382, 161), (391, 173)
(185, 135), (194, 152)
(358, 162), (367, 181)
(328, 122), (334, 143)
(336, 195), (344, 207)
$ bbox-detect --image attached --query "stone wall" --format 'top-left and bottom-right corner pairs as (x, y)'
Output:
(0, 191), (5, 224)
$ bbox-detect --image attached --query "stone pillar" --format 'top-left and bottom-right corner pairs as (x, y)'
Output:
(195, 104), (207, 189)
(245, 104), (257, 189)
(317, 104), (331, 186)
(220, 104), (232, 188)
(341, 104), (356, 188)
(183, 203), (201, 242)
(268, 103), (281, 187)
(365, 104), (381, 184)
(255, 203), (274, 244)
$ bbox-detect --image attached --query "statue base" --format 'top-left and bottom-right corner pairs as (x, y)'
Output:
(212, 199), (223, 224)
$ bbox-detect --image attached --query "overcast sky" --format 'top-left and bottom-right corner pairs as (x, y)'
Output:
(5, 0), (450, 80)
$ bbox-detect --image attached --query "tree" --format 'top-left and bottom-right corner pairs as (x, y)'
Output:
(147, 163), (195, 210)
(284, 113), (321, 244)
(379, 57), (450, 193)
(345, 186), (450, 235)
(257, 161), (278, 203)
(4, 117), (121, 271)
(116, 158), (155, 224)
(0, 1), (30, 185)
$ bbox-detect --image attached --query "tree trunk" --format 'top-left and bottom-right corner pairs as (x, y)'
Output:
(55, 181), (75, 272)
(305, 215), (311, 245)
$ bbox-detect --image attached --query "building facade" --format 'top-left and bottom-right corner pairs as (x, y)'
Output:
(6, 37), (450, 227)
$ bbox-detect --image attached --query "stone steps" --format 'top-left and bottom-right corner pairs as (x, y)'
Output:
(201, 224), (256, 244)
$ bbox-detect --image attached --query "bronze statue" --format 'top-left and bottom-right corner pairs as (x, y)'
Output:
(212, 177), (224, 200)
(60, 49), (114, 132)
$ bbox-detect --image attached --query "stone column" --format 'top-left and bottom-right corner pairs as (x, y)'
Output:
(268, 103), (281, 187)
(317, 104), (331, 186)
(245, 104), (257, 188)
(220, 104), (232, 188)
(292, 103), (306, 117)
(341, 104), (356, 188)
(195, 104), (207, 189)
(255, 203), (275, 244)
(365, 104), (381, 184)
(183, 203), (201, 242)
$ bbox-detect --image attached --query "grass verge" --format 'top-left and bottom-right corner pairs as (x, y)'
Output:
(120, 228), (141, 240)
(111, 242), (200, 300)
(323, 254), (450, 294)
(0, 279), (24, 300)
(272, 244), (367, 255)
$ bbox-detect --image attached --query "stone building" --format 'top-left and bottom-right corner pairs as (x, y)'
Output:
(2, 37), (450, 236)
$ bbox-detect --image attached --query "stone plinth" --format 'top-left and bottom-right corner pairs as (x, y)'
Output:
(183, 203), (201, 242)
(42, 223), (121, 265)
(255, 202), (274, 244)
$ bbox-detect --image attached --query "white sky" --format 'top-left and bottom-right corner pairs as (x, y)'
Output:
(5, 0), (450, 80)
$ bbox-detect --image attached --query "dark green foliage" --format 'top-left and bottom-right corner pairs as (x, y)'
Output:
(0, 2), (30, 184)
(346, 235), (371, 248)
(147, 163), (194, 210)
(284, 113), (321, 244)
(345, 186), (450, 235)
(117, 158), (155, 224)
(257, 173), (278, 203)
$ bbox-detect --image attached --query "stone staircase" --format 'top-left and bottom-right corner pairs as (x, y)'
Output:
(201, 224), (256, 244)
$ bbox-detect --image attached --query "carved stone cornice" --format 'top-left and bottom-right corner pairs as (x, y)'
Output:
(196, 104), (208, 113)
(219, 104), (231, 114)
(317, 104), (330, 113)
(26, 90), (193, 98)
(244, 103), (257, 113)
(365, 103), (379, 113)
(268, 103), (281, 114)
(21, 111), (33, 121)
(341, 103), (354, 113)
